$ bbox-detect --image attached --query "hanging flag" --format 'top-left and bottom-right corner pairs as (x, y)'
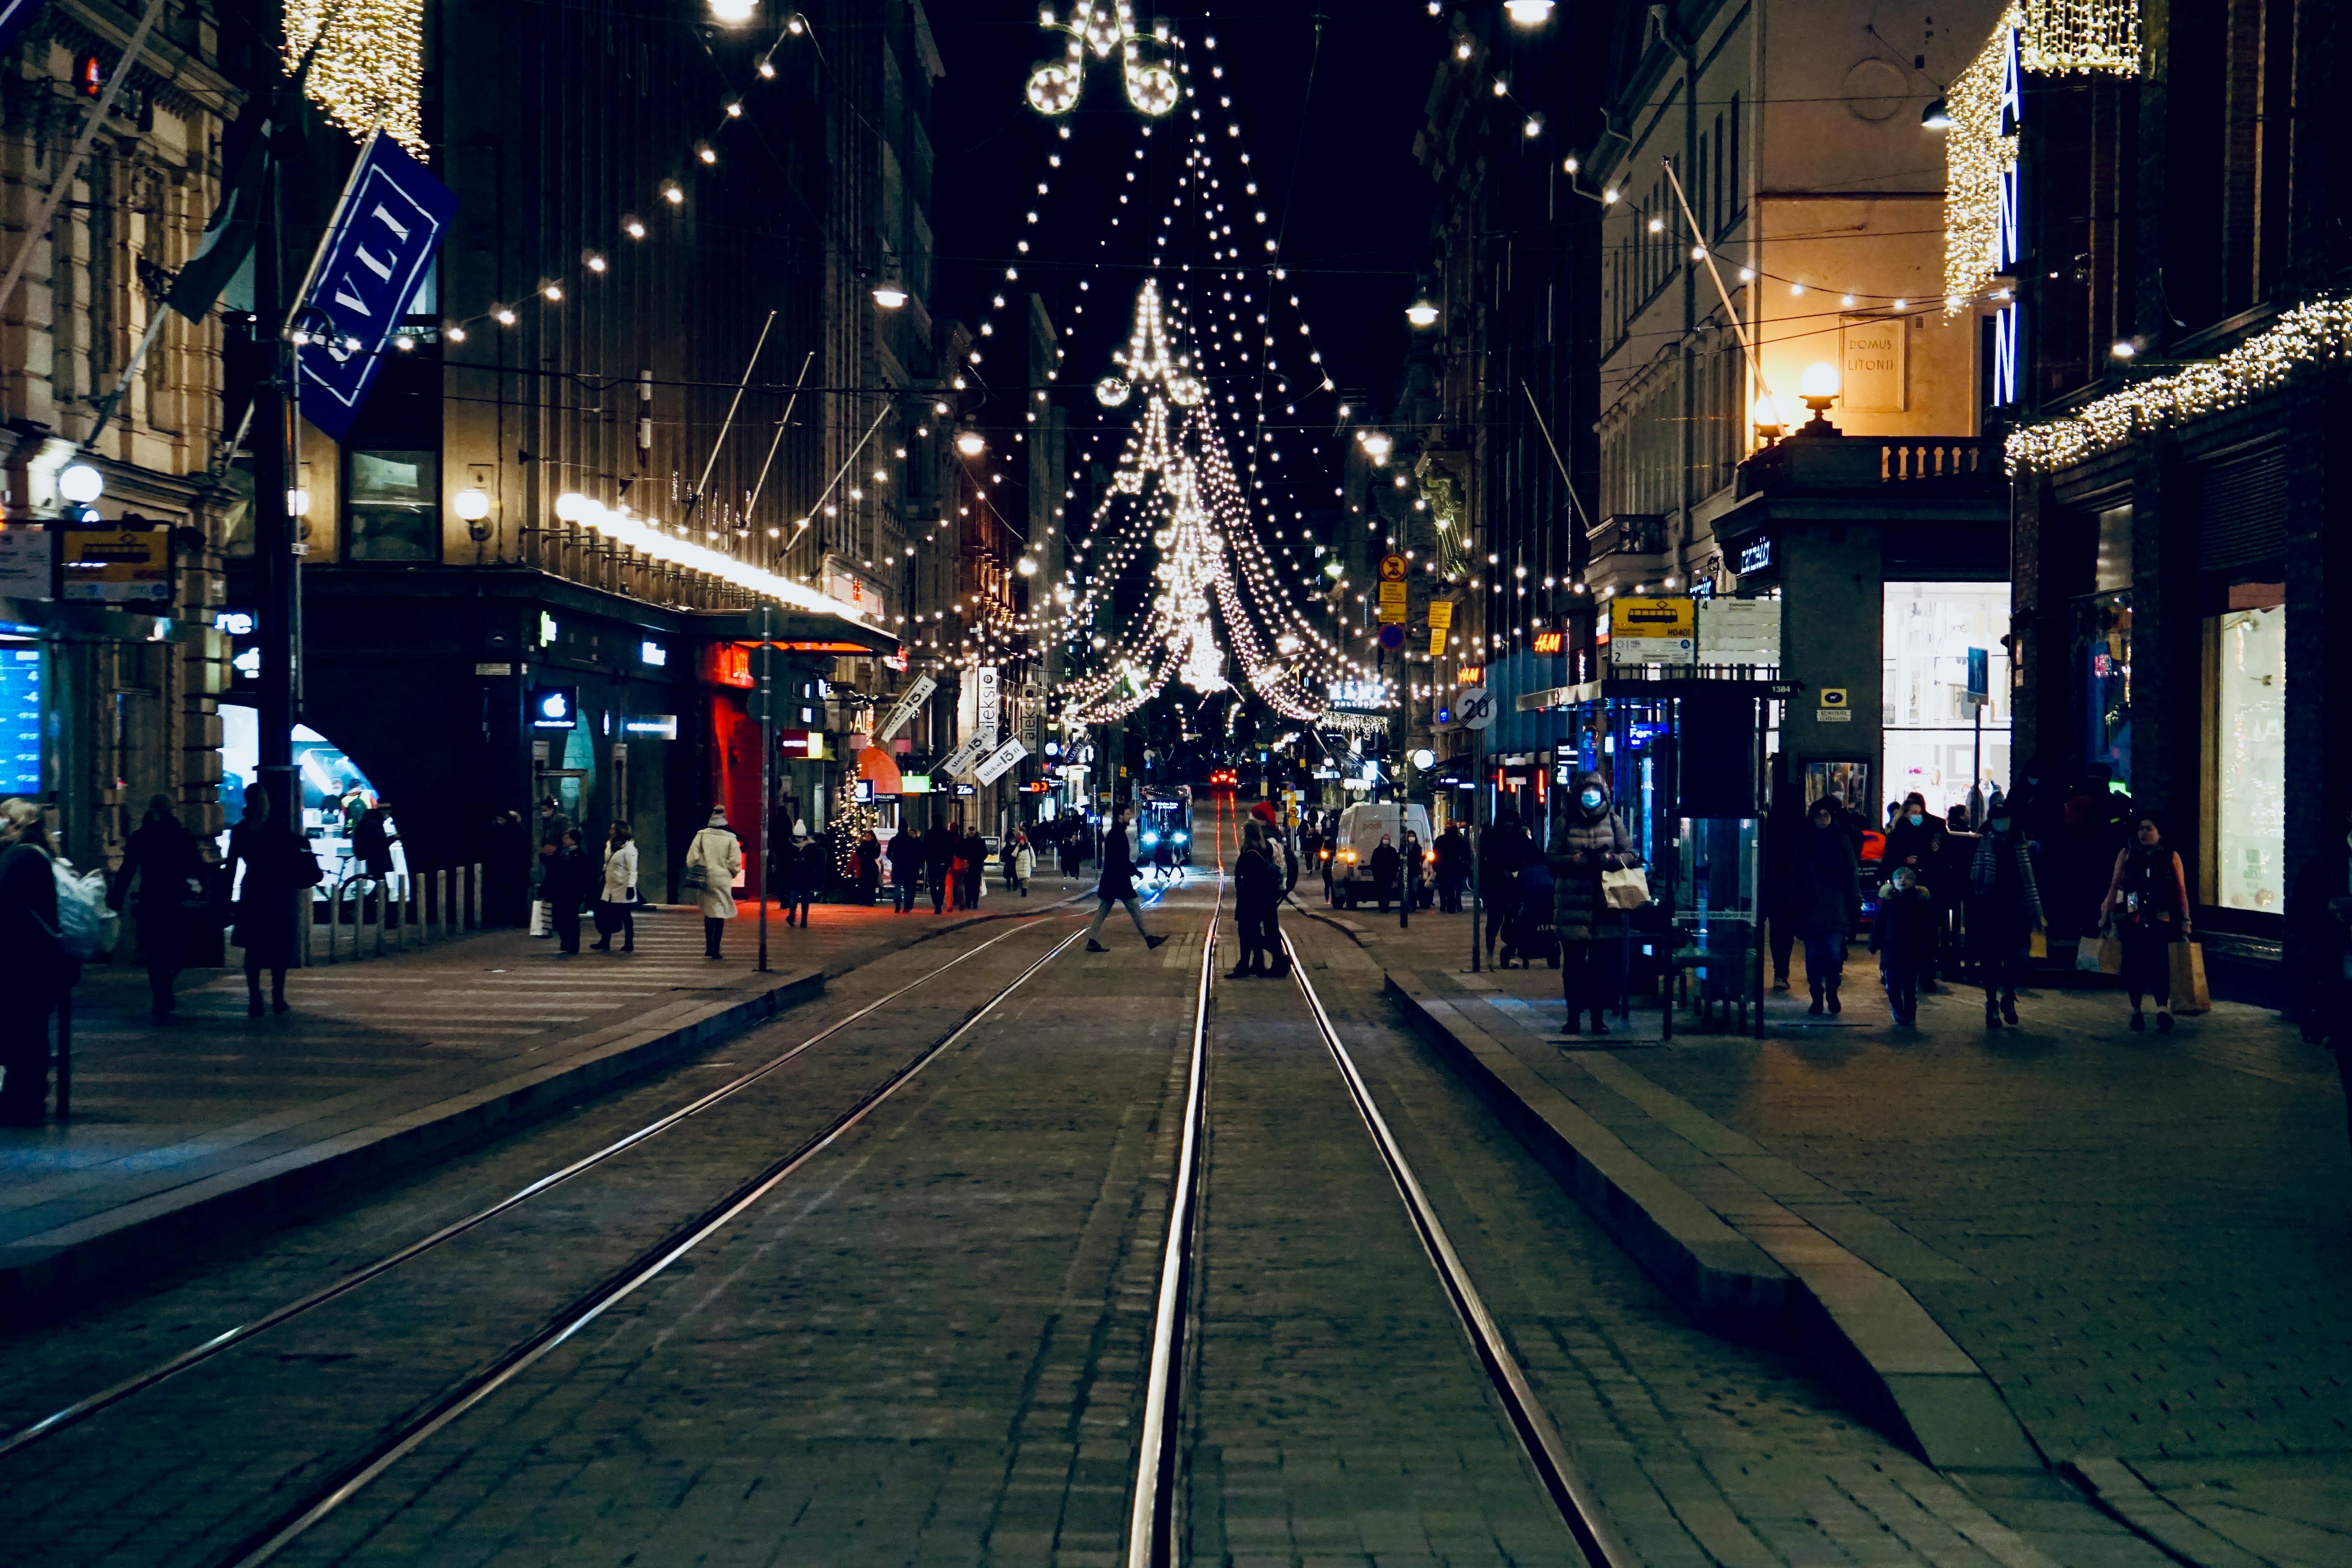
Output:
(290, 129), (457, 445)
(165, 103), (291, 324)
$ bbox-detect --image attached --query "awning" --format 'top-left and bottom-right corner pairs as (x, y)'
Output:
(857, 744), (904, 795)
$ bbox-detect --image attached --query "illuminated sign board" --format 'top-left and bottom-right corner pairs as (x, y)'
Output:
(623, 715), (679, 739)
(0, 644), (41, 793)
(528, 684), (579, 730)
(1532, 630), (1564, 654)
(1328, 679), (1391, 711)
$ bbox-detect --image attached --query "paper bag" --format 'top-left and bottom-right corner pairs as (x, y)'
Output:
(2169, 941), (2211, 1013)
(1601, 865), (1651, 911)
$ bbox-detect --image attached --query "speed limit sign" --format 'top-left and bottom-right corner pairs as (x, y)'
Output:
(1455, 684), (1496, 730)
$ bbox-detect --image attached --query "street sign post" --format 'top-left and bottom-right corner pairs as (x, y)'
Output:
(1457, 684), (1495, 972)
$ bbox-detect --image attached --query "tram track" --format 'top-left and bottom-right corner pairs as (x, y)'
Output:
(0, 913), (1069, 1468)
(1123, 789), (1628, 1568)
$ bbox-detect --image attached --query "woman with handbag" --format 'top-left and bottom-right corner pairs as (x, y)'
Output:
(2099, 812), (2190, 1032)
(592, 822), (638, 953)
(110, 794), (209, 1018)
(1548, 772), (1643, 1035)
(683, 808), (742, 960)
(223, 789), (321, 1016)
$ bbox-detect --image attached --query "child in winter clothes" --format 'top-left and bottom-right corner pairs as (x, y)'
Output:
(1871, 865), (1937, 1025)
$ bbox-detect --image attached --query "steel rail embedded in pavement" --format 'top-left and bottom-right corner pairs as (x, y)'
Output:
(1280, 929), (1636, 1568)
(0, 916), (1052, 1463)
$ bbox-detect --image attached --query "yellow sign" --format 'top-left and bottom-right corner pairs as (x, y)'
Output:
(1377, 580), (1408, 623)
(1609, 596), (1695, 639)
(1428, 625), (1448, 656)
(62, 525), (172, 606)
(1819, 687), (1849, 708)
(1426, 599), (1454, 629)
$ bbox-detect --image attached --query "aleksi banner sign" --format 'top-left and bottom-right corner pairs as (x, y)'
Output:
(292, 131), (458, 445)
(875, 673), (936, 742)
(938, 735), (986, 780)
(971, 738), (1029, 788)
(974, 666), (1002, 749)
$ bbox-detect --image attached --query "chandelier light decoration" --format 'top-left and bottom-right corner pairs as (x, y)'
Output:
(1026, 2), (1181, 120)
(1057, 281), (1357, 726)
(283, 0), (427, 153)
(1945, 1), (2139, 307)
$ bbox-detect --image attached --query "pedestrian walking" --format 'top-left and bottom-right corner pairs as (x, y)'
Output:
(532, 797), (571, 937)
(1548, 772), (1641, 1034)
(542, 829), (595, 955)
(2288, 802), (2352, 1150)
(1969, 800), (2044, 1029)
(924, 820), (955, 914)
(1481, 806), (1535, 962)
(1367, 833), (1401, 914)
(1793, 796), (1862, 1015)
(2098, 812), (2190, 1032)
(1009, 831), (1036, 896)
(223, 789), (320, 1016)
(1872, 865), (1936, 1025)
(959, 824), (987, 909)
(109, 793), (208, 1017)
(774, 820), (818, 926)
(1399, 828), (1426, 928)
(1883, 793), (1946, 992)
(1433, 824), (1468, 913)
(1762, 768), (1808, 992)
(1228, 821), (1289, 977)
(0, 799), (74, 1123)
(1085, 809), (1166, 953)
(880, 833), (917, 913)
(592, 822), (639, 952)
(685, 808), (742, 960)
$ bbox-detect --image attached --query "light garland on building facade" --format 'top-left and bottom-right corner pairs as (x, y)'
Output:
(2007, 295), (2352, 472)
(1944, 1), (2140, 308)
(283, 0), (426, 154)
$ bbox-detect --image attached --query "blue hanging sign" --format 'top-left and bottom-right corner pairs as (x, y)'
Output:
(291, 131), (457, 445)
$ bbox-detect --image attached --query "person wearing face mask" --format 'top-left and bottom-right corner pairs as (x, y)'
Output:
(1884, 792), (1947, 992)
(1547, 773), (1641, 1034)
(1968, 797), (2044, 1028)
(2287, 802), (2352, 1149)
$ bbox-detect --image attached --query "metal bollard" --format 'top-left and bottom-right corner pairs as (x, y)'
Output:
(437, 868), (450, 944)
(470, 862), (483, 929)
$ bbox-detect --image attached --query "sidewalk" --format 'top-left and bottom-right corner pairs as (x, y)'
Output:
(0, 877), (1093, 1321)
(1300, 893), (2352, 1566)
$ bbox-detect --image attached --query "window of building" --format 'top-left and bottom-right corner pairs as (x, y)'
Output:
(345, 450), (440, 562)
(1882, 581), (2011, 816)
(1727, 94), (1742, 222)
(2074, 590), (2131, 788)
(2207, 590), (2285, 912)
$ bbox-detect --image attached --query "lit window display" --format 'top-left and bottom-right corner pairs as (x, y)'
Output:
(2209, 595), (2285, 912)
(2075, 592), (2131, 789)
(1882, 581), (2011, 816)
(219, 706), (403, 890)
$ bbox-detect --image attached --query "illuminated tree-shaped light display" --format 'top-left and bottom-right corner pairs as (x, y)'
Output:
(1060, 279), (1368, 728)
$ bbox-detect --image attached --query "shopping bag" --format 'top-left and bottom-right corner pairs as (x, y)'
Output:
(2169, 941), (2211, 1013)
(1600, 865), (1651, 911)
(2076, 934), (2123, 975)
(529, 899), (552, 937)
(2029, 926), (2049, 959)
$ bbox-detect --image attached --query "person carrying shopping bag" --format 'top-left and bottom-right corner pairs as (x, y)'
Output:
(2098, 811), (2190, 1032)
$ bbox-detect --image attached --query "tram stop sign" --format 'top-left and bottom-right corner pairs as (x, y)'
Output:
(1455, 684), (1496, 730)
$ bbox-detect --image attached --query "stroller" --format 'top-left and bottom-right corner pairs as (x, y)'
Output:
(1498, 861), (1560, 969)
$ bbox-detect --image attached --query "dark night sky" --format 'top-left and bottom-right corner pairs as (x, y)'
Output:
(926, 3), (1443, 414)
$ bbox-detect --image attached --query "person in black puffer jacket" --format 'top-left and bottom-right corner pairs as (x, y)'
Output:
(1230, 822), (1287, 978)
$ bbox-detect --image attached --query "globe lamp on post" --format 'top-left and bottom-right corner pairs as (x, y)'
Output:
(1796, 362), (1842, 436)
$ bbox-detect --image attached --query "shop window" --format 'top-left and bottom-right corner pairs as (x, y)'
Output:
(2207, 591), (2285, 912)
(346, 449), (440, 562)
(1882, 582), (2011, 817)
(2075, 592), (2131, 789)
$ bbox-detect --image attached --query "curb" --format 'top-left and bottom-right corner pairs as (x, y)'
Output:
(0, 968), (823, 1324)
(1378, 964), (2046, 1474)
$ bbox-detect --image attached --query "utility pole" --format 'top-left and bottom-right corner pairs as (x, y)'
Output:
(252, 129), (298, 825)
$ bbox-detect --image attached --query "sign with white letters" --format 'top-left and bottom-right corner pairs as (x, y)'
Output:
(876, 673), (936, 742)
(972, 738), (1029, 788)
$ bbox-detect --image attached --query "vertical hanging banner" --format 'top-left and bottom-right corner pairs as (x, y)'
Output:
(292, 130), (457, 445)
(975, 666), (1002, 749)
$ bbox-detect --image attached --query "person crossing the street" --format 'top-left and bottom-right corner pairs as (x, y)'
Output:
(1085, 808), (1165, 953)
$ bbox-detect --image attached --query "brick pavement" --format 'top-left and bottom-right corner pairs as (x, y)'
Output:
(1307, 892), (2352, 1566)
(0, 875), (1095, 1314)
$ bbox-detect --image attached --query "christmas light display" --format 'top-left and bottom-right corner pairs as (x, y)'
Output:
(1026, 2), (1180, 120)
(283, 0), (426, 154)
(2008, 295), (2352, 471)
(1945, 2), (2139, 307)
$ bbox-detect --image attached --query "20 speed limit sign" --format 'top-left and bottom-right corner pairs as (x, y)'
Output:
(1455, 684), (1496, 730)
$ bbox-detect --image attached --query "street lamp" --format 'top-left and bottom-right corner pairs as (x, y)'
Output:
(1405, 297), (1439, 329)
(872, 261), (908, 310)
(1504, 0), (1554, 25)
(956, 426), (986, 457)
(1797, 362), (1842, 435)
(1750, 394), (1784, 444)
(709, 0), (754, 23)
(1921, 96), (1953, 130)
(453, 487), (492, 523)
(57, 463), (103, 504)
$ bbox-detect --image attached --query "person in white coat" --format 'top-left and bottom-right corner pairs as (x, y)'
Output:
(592, 822), (639, 953)
(685, 808), (742, 959)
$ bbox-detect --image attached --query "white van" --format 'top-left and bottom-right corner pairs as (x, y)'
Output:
(1329, 801), (1432, 908)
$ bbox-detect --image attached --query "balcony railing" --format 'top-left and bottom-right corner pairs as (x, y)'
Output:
(1587, 512), (1670, 559)
(1737, 435), (2004, 497)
